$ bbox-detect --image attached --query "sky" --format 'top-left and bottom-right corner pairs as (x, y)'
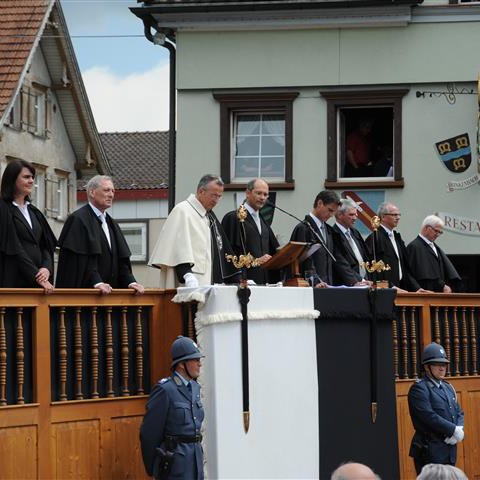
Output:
(61, 0), (170, 133)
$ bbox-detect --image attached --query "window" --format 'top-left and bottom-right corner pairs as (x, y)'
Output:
(118, 222), (148, 263)
(7, 95), (21, 129)
(51, 171), (70, 220)
(214, 92), (298, 189)
(31, 166), (46, 213)
(321, 89), (408, 189)
(20, 84), (49, 137)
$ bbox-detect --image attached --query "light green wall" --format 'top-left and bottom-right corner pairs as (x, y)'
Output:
(176, 22), (480, 89)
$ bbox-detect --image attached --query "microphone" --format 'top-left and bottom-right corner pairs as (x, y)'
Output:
(266, 200), (336, 262)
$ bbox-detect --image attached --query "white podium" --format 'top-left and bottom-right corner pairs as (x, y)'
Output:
(174, 285), (319, 479)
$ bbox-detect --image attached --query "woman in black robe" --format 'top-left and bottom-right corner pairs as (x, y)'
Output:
(0, 160), (57, 293)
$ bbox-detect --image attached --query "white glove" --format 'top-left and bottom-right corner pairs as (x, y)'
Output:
(183, 272), (199, 288)
(453, 426), (464, 442)
(444, 436), (457, 445)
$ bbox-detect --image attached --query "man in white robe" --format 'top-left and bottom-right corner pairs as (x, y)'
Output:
(150, 174), (239, 288)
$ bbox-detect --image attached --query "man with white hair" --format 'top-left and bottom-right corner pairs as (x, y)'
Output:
(331, 198), (371, 286)
(56, 175), (144, 294)
(407, 215), (461, 293)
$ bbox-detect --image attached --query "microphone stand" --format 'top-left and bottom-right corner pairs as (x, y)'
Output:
(266, 201), (336, 262)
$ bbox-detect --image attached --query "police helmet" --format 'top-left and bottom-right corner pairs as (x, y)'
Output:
(171, 336), (204, 367)
(421, 342), (449, 365)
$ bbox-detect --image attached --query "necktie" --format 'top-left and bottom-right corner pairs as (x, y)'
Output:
(251, 211), (262, 233)
(429, 242), (438, 257)
(345, 230), (366, 278)
(318, 223), (326, 241)
(99, 213), (111, 248)
(388, 231), (402, 280)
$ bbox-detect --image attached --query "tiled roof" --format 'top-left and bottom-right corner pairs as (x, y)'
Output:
(97, 131), (169, 190)
(0, 1), (52, 123)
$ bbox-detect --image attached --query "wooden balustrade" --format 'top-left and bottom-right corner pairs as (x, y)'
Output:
(0, 289), (479, 479)
(0, 288), (183, 480)
(395, 292), (480, 480)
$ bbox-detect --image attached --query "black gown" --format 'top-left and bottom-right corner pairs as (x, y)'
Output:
(56, 204), (136, 288)
(222, 209), (279, 284)
(407, 236), (461, 292)
(3, 202), (57, 287)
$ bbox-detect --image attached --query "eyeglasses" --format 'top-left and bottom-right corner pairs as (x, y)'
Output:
(384, 213), (401, 217)
(428, 225), (443, 235)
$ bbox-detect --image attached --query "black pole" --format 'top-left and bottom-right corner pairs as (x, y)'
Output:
(163, 41), (176, 213)
(141, 20), (176, 212)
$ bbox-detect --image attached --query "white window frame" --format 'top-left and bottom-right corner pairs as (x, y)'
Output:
(231, 111), (286, 184)
(31, 166), (46, 213)
(118, 221), (148, 263)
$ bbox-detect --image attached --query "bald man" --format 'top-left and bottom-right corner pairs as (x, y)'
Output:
(222, 178), (279, 284)
(331, 462), (379, 480)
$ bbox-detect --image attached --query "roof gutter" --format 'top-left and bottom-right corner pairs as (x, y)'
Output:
(135, 12), (177, 212)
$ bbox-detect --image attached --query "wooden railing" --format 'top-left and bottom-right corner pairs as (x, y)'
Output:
(1, 289), (479, 479)
(395, 293), (480, 480)
(0, 288), (183, 480)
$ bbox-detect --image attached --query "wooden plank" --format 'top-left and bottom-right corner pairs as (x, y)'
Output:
(0, 424), (37, 479)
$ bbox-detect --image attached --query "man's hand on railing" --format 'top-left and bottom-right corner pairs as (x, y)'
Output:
(128, 282), (145, 295)
(95, 283), (113, 295)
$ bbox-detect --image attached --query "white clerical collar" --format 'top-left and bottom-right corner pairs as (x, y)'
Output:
(89, 202), (108, 218)
(189, 193), (208, 217)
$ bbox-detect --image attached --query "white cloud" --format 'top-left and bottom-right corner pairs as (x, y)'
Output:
(82, 62), (170, 132)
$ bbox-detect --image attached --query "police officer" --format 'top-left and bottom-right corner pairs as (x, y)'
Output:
(140, 336), (205, 479)
(408, 343), (464, 474)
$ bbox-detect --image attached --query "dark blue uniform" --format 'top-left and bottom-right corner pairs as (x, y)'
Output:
(408, 377), (464, 471)
(140, 374), (204, 479)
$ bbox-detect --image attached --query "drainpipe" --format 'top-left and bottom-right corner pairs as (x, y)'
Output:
(142, 20), (176, 212)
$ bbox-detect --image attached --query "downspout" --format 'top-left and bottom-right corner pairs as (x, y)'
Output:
(143, 19), (176, 213)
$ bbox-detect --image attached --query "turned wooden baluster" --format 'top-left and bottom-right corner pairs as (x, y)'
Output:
(443, 308), (451, 376)
(135, 307), (144, 395)
(410, 308), (418, 379)
(91, 307), (99, 399)
(0, 308), (6, 406)
(433, 307), (441, 343)
(58, 307), (67, 401)
(74, 308), (83, 399)
(461, 307), (469, 376)
(121, 307), (129, 397)
(470, 307), (478, 375)
(392, 316), (399, 379)
(106, 307), (114, 397)
(452, 306), (460, 376)
(16, 308), (24, 405)
(401, 307), (408, 379)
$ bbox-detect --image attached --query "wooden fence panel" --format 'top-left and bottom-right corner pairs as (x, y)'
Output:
(0, 288), (182, 480)
(395, 293), (480, 480)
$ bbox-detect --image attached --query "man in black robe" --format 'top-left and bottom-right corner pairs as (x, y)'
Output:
(290, 190), (341, 286)
(222, 178), (279, 284)
(56, 175), (144, 295)
(365, 201), (423, 292)
(407, 215), (461, 292)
